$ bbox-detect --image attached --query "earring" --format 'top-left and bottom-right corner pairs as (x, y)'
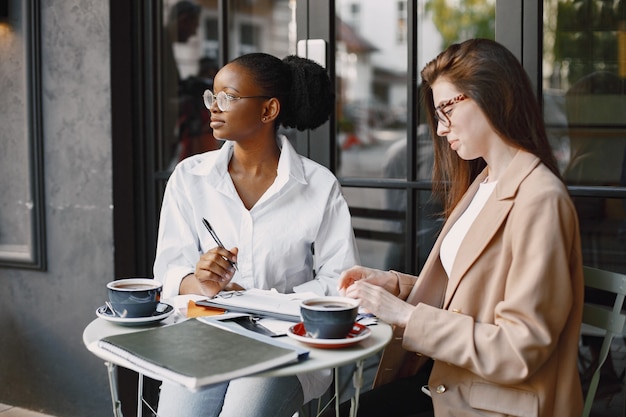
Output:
(262, 117), (267, 122)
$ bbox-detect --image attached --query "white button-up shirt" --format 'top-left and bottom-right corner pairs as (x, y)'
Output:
(154, 136), (359, 300)
(154, 136), (359, 402)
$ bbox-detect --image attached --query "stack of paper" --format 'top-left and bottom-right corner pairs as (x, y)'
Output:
(195, 289), (318, 322)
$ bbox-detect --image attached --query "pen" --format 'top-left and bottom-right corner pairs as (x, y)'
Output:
(201, 217), (238, 271)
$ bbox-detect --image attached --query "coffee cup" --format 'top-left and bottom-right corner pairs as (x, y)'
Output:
(107, 278), (162, 318)
(300, 296), (359, 339)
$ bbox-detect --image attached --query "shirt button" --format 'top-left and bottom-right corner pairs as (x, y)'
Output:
(435, 384), (447, 394)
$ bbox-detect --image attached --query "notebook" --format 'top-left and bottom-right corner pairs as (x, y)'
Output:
(98, 318), (306, 390)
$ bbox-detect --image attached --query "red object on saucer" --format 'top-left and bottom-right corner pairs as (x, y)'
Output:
(287, 322), (372, 349)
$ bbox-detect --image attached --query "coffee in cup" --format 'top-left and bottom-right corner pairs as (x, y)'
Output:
(107, 278), (162, 318)
(300, 296), (359, 339)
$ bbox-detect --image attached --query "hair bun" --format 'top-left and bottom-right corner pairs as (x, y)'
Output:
(282, 55), (333, 130)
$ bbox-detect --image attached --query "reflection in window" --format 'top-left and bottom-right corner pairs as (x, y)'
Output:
(543, 0), (626, 273)
(348, 3), (361, 32)
(335, 0), (494, 271)
(424, 0), (495, 49)
(159, 1), (220, 174)
(226, 0), (295, 60)
(203, 17), (219, 59)
(396, 1), (407, 44)
(240, 23), (262, 55)
(157, 0), (296, 177)
(152, 0), (296, 260)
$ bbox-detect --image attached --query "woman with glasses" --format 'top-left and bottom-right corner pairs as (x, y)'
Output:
(154, 53), (359, 417)
(324, 39), (584, 417)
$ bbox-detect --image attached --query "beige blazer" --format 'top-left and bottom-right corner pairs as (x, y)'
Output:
(376, 150), (584, 417)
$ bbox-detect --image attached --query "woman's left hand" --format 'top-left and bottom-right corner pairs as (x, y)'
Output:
(344, 280), (414, 327)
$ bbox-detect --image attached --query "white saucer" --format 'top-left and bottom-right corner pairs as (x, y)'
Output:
(286, 322), (371, 349)
(96, 303), (174, 326)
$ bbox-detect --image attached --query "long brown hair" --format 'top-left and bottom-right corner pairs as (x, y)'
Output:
(421, 39), (561, 217)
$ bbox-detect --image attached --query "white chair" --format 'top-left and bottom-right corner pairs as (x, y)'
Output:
(580, 266), (626, 417)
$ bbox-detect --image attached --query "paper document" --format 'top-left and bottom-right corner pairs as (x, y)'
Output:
(195, 289), (318, 322)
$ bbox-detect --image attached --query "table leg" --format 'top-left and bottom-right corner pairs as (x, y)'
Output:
(105, 362), (124, 417)
(334, 367), (341, 416)
(137, 372), (144, 417)
(349, 359), (365, 417)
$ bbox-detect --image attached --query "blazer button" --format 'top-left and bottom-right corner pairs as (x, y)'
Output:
(435, 384), (447, 394)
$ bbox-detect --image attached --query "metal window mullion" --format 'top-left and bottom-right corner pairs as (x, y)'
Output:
(405, 0), (420, 275)
(218, 0), (229, 66)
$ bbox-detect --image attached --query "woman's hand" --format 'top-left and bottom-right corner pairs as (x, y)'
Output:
(181, 247), (239, 297)
(338, 266), (400, 296)
(339, 266), (411, 327)
(344, 280), (414, 327)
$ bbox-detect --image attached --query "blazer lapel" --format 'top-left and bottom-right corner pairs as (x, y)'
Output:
(444, 191), (512, 307)
(404, 171), (486, 308)
(442, 150), (541, 308)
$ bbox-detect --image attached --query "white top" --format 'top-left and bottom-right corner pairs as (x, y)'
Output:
(153, 136), (360, 402)
(440, 181), (497, 277)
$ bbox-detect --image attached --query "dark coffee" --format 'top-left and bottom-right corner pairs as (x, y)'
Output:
(112, 283), (158, 290)
(304, 301), (353, 309)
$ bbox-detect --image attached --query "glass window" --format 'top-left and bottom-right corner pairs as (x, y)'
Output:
(147, 0), (295, 272)
(335, 0), (495, 272)
(156, 0), (295, 177)
(397, 1), (407, 44)
(543, 0), (626, 273)
(158, 0), (220, 176)
(203, 17), (219, 59)
(226, 0), (295, 61)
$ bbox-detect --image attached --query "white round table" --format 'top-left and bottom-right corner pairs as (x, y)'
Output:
(83, 313), (392, 417)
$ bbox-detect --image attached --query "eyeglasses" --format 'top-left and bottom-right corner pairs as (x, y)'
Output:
(434, 94), (468, 127)
(213, 290), (244, 299)
(203, 90), (271, 112)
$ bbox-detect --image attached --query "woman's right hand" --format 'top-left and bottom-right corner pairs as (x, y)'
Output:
(180, 247), (239, 297)
(338, 266), (399, 296)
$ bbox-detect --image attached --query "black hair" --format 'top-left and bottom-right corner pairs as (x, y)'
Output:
(169, 1), (201, 21)
(230, 53), (333, 131)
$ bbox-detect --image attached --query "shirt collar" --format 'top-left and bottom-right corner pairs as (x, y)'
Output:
(276, 135), (306, 186)
(190, 135), (307, 187)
